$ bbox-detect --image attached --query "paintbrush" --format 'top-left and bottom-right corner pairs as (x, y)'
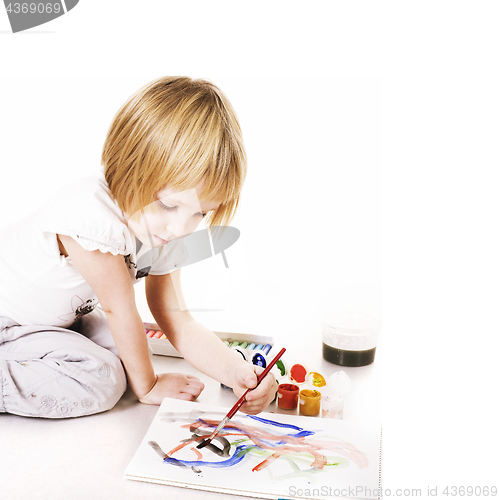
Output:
(197, 347), (286, 449)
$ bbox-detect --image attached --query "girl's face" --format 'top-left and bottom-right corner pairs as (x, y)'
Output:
(127, 183), (220, 248)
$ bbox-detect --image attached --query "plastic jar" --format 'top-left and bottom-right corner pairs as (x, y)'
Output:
(322, 311), (380, 367)
(277, 384), (300, 410)
(299, 389), (321, 416)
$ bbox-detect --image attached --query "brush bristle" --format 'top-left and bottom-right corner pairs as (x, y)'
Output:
(196, 438), (210, 449)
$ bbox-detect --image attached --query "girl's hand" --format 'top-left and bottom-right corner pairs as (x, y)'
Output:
(231, 363), (278, 415)
(138, 373), (205, 405)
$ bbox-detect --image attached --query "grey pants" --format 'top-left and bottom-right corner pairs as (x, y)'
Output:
(0, 308), (127, 418)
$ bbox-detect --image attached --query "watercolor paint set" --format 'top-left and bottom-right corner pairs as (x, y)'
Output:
(272, 360), (352, 419)
(144, 322), (275, 359)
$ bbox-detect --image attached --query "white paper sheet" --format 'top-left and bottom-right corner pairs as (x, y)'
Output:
(125, 398), (381, 500)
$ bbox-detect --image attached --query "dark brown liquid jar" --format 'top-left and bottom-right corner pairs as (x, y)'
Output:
(322, 311), (380, 367)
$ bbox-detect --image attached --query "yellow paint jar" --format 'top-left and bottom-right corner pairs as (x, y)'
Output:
(299, 389), (321, 416)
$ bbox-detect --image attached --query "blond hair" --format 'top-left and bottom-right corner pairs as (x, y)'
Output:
(102, 77), (246, 226)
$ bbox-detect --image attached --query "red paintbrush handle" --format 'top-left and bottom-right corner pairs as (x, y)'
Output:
(227, 391), (249, 418)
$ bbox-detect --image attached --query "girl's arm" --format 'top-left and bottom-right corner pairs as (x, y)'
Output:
(145, 270), (277, 413)
(58, 234), (157, 399)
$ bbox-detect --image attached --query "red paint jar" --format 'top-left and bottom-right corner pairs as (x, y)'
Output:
(277, 384), (300, 410)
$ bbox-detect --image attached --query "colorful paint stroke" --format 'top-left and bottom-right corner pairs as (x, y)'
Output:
(148, 410), (368, 482)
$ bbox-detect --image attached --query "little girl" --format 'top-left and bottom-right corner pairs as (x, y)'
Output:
(0, 76), (277, 418)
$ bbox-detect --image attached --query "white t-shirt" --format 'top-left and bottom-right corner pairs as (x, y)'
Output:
(0, 170), (185, 328)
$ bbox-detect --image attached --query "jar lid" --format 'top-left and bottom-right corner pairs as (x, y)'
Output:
(322, 311), (380, 350)
(327, 371), (352, 397)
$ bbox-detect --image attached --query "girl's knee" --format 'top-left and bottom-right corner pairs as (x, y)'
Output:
(1, 351), (127, 418)
(81, 353), (127, 414)
(41, 357), (126, 417)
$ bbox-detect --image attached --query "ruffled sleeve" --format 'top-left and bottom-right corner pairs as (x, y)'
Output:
(37, 170), (134, 257)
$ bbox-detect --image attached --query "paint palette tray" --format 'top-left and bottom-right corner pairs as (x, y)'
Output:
(144, 322), (274, 358)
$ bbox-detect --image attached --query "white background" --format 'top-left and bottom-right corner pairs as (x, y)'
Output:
(1, 1), (498, 497)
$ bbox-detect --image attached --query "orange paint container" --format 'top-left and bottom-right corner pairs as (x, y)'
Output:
(277, 384), (300, 410)
(299, 389), (321, 416)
